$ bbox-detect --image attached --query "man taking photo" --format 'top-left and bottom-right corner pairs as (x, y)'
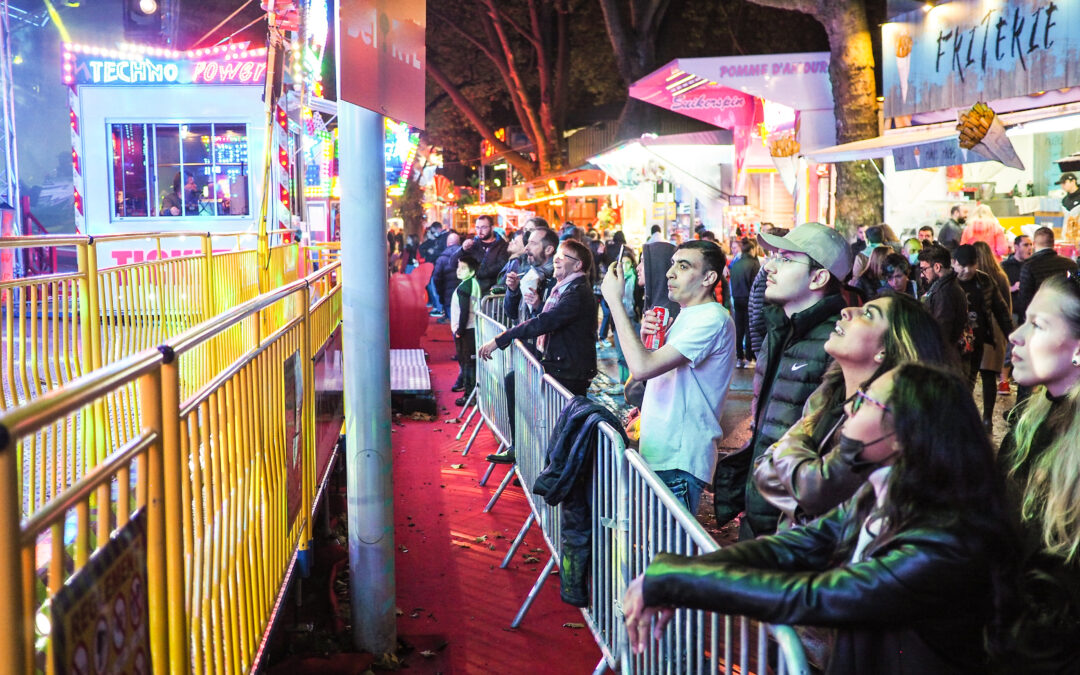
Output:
(601, 240), (736, 515)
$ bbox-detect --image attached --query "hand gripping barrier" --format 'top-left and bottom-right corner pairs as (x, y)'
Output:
(470, 300), (809, 674)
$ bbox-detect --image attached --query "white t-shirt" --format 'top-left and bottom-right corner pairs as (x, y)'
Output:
(638, 302), (736, 484)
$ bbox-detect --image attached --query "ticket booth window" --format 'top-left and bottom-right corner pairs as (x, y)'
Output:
(110, 121), (250, 219)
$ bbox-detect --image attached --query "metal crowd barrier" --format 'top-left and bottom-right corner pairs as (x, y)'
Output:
(0, 261), (343, 674)
(469, 301), (809, 674)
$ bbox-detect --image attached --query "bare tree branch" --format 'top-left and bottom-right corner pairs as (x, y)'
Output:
(597, 0), (636, 84)
(480, 0), (549, 163)
(427, 61), (538, 179)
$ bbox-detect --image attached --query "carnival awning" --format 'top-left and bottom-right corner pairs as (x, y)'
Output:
(807, 102), (1080, 171)
(629, 53), (836, 150)
(589, 131), (735, 202)
(806, 126), (956, 163)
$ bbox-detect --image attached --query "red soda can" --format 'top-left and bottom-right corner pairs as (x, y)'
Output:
(644, 306), (667, 350)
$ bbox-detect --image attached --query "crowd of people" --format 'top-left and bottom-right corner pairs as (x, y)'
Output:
(399, 204), (1080, 672)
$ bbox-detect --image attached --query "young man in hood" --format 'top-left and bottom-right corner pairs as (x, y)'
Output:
(712, 222), (853, 540)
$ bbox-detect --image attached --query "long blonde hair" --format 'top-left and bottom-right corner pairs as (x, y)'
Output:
(1007, 276), (1080, 561)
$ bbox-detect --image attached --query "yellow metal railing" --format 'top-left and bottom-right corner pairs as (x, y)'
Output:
(0, 232), (308, 521)
(0, 260), (342, 675)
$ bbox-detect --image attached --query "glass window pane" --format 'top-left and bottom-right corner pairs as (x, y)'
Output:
(211, 124), (249, 216)
(181, 124), (213, 216)
(154, 124), (181, 217)
(111, 123), (148, 217)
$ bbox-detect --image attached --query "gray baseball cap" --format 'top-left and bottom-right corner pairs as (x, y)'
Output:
(758, 222), (853, 281)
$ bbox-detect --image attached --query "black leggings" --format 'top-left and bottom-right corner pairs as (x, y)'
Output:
(979, 369), (999, 422)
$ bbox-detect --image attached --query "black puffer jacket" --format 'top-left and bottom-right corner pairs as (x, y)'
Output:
(747, 266), (769, 356)
(494, 276), (597, 383)
(644, 487), (996, 675)
(713, 294), (844, 539)
(534, 396), (628, 606)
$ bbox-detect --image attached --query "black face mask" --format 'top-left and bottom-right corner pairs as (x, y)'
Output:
(956, 216), (967, 225)
(837, 431), (898, 465)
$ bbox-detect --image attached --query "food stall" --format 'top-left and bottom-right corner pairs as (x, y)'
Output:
(63, 40), (272, 266)
(807, 0), (1080, 250)
(626, 52), (836, 231)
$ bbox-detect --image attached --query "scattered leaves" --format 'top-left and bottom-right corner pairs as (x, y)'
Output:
(408, 412), (435, 421)
(474, 535), (488, 543)
(450, 463), (465, 469)
(523, 555), (540, 563)
(563, 622), (586, 629)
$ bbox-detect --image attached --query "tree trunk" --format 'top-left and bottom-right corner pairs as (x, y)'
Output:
(744, 0), (883, 237)
(821, 1), (882, 238)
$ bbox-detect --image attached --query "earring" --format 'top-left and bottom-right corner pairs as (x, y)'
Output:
(1073, 356), (1080, 367)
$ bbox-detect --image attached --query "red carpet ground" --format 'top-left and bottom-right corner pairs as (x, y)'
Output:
(388, 318), (602, 673)
(267, 316), (602, 674)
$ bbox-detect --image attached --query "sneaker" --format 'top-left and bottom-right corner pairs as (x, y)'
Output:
(429, 309), (443, 316)
(997, 380), (1011, 396)
(451, 382), (464, 392)
(455, 395), (469, 406)
(487, 450), (516, 464)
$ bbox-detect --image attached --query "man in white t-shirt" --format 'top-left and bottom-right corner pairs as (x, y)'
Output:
(601, 240), (736, 515)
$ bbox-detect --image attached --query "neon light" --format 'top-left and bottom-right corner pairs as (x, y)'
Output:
(62, 41), (266, 87)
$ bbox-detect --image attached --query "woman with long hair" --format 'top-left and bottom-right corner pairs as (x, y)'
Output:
(853, 245), (894, 299)
(999, 274), (1080, 671)
(625, 363), (1017, 674)
(754, 292), (950, 530)
(973, 240), (1014, 399)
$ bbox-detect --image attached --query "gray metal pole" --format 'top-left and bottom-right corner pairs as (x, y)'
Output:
(339, 99), (396, 654)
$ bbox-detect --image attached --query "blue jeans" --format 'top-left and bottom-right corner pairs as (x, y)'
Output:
(427, 277), (443, 312)
(655, 469), (707, 516)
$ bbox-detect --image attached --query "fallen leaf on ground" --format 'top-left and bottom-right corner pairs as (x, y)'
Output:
(523, 555), (540, 563)
(475, 535), (488, 543)
(408, 412), (435, 421)
(419, 650), (436, 658)
(563, 623), (586, 629)
(450, 463), (465, 469)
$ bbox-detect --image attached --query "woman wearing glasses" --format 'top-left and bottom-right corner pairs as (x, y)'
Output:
(753, 292), (950, 531)
(998, 274), (1080, 671)
(623, 363), (1017, 674)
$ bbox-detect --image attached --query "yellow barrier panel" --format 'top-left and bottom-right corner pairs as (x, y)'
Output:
(0, 260), (342, 675)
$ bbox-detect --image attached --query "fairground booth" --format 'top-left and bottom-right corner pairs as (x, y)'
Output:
(63, 40), (281, 267)
(808, 0), (1080, 252)
(610, 52), (836, 240)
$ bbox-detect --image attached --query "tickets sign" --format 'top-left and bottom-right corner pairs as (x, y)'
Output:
(52, 509), (150, 675)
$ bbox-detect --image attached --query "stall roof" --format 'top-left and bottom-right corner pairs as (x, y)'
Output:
(589, 131), (735, 202)
(807, 101), (1080, 166)
(807, 127), (956, 163)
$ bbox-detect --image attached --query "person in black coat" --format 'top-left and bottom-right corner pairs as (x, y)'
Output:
(479, 239), (598, 394)
(1017, 226), (1078, 320)
(625, 363), (1018, 675)
(432, 233), (462, 320)
(729, 238), (760, 366)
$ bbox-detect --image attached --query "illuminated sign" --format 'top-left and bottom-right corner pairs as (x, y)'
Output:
(63, 42), (268, 87)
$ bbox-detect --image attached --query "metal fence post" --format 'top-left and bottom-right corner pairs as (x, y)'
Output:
(159, 354), (190, 673)
(0, 429), (25, 674)
(298, 283), (315, 575)
(140, 365), (171, 673)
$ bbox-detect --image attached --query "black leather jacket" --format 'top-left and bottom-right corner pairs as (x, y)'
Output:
(494, 276), (597, 382)
(644, 487), (995, 674)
